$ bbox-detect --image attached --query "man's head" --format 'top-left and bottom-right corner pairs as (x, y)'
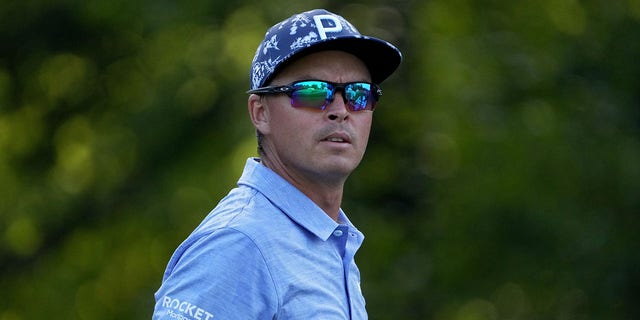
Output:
(247, 9), (401, 188)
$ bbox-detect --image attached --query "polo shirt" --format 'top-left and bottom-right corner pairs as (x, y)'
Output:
(153, 158), (367, 319)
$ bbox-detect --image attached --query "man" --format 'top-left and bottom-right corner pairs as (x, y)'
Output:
(153, 8), (401, 319)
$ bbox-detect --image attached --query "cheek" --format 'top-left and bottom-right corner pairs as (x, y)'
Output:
(270, 110), (314, 145)
(356, 117), (373, 145)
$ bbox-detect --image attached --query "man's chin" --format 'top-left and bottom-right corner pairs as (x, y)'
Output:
(318, 157), (361, 179)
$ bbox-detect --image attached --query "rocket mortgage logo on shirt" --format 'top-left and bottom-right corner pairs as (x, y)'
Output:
(161, 296), (214, 320)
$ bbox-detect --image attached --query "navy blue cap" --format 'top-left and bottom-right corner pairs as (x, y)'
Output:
(250, 9), (402, 90)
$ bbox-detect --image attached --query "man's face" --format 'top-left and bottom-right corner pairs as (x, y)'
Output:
(257, 50), (374, 185)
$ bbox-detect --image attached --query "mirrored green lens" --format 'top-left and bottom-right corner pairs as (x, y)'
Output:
(291, 81), (331, 109)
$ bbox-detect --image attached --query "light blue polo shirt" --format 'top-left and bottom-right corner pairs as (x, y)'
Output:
(153, 158), (367, 319)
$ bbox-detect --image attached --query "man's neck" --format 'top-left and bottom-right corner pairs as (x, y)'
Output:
(260, 157), (345, 221)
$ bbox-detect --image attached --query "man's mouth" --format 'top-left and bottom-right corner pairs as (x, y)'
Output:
(322, 133), (351, 143)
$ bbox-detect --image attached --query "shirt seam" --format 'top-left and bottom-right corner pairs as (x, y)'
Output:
(227, 188), (283, 316)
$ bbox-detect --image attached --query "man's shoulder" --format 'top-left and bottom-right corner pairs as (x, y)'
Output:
(163, 186), (281, 275)
(194, 185), (290, 239)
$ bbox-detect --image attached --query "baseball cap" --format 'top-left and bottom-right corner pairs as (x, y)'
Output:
(249, 9), (402, 90)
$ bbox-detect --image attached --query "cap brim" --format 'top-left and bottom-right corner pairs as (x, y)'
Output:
(268, 36), (402, 86)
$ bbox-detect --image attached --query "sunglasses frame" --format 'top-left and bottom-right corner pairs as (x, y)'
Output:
(247, 80), (383, 111)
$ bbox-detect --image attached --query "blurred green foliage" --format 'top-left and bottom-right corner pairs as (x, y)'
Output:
(1, 0), (639, 319)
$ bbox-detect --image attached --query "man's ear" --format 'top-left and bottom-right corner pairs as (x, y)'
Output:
(248, 94), (271, 134)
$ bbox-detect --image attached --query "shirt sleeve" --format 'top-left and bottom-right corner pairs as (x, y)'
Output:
(152, 228), (279, 320)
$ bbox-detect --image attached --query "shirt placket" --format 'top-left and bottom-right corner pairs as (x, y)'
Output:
(331, 225), (365, 319)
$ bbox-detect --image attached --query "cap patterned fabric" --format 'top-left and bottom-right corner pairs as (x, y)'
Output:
(250, 9), (402, 90)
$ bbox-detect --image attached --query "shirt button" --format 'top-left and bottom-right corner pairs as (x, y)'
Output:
(333, 230), (343, 237)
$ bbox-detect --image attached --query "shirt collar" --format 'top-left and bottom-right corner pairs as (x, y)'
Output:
(238, 158), (344, 241)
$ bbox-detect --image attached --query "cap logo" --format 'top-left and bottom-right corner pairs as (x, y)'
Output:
(313, 14), (343, 40)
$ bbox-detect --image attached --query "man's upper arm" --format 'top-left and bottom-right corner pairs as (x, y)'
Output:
(152, 228), (279, 320)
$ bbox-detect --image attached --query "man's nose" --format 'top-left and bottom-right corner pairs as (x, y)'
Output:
(326, 91), (349, 121)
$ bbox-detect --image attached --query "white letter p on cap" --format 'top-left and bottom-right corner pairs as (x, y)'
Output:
(313, 14), (343, 39)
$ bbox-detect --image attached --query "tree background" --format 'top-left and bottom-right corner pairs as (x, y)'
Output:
(1, 0), (638, 319)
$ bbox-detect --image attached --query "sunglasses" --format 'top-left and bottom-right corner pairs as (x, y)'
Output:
(247, 80), (382, 111)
